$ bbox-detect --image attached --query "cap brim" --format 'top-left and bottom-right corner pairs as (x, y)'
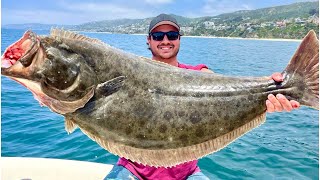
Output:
(149, 21), (180, 33)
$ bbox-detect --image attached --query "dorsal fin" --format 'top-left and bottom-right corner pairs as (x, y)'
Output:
(50, 28), (107, 46)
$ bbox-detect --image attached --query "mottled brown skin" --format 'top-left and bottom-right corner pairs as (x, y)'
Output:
(70, 70), (295, 149)
(63, 33), (318, 151)
(2, 30), (318, 153)
(54, 37), (303, 150)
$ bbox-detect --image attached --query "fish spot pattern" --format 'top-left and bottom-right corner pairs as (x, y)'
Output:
(189, 111), (202, 124)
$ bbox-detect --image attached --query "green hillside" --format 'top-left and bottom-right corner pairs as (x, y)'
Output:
(215, 1), (318, 22)
(73, 1), (319, 39)
(3, 1), (319, 39)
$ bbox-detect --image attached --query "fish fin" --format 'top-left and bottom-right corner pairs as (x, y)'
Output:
(77, 113), (266, 167)
(283, 30), (319, 109)
(65, 117), (78, 134)
(96, 76), (126, 97)
(50, 87), (95, 114)
(50, 28), (108, 46)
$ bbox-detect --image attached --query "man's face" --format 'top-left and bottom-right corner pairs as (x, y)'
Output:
(148, 24), (180, 61)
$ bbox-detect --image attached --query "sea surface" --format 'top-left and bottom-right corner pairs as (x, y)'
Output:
(1, 29), (319, 180)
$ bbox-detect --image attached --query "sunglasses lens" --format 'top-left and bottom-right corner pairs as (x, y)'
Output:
(151, 31), (179, 41)
(151, 32), (165, 41)
(166, 31), (179, 40)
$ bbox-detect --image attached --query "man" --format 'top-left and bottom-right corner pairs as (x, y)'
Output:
(105, 13), (300, 180)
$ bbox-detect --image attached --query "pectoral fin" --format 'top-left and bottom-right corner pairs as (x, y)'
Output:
(96, 76), (126, 97)
(65, 117), (78, 134)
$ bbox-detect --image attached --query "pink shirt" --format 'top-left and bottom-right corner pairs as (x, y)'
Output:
(117, 63), (209, 180)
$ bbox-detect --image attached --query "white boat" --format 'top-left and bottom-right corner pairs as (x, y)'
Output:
(1, 157), (114, 180)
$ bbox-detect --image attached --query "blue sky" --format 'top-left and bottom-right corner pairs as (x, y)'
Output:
(2, 0), (318, 25)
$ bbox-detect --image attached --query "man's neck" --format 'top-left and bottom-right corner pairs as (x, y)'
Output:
(152, 56), (178, 67)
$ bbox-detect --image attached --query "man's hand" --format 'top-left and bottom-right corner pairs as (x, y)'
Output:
(266, 72), (300, 113)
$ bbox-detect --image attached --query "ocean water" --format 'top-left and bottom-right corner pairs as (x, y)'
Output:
(1, 29), (318, 180)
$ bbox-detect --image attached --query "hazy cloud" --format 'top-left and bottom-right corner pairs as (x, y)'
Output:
(59, 1), (152, 20)
(2, 8), (77, 25)
(2, 0), (316, 25)
(144, 0), (173, 4)
(202, 0), (252, 16)
(2, 1), (153, 25)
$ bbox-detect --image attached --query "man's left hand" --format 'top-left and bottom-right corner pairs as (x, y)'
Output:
(266, 72), (300, 113)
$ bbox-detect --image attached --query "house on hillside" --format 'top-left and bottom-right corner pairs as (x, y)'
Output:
(203, 21), (215, 29)
(307, 15), (319, 24)
(295, 17), (306, 24)
(276, 21), (286, 27)
(181, 26), (193, 33)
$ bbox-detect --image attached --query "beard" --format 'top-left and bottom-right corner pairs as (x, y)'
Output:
(150, 44), (180, 60)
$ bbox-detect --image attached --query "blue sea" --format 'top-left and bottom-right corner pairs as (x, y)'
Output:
(1, 29), (319, 179)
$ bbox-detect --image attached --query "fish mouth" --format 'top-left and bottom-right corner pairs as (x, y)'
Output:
(1, 30), (54, 110)
(1, 30), (40, 74)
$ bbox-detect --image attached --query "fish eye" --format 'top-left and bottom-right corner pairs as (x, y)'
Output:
(46, 52), (55, 60)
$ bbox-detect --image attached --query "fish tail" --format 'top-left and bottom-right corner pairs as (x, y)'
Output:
(283, 30), (319, 109)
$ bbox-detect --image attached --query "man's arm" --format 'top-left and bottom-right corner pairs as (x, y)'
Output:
(201, 68), (300, 113)
(200, 68), (214, 73)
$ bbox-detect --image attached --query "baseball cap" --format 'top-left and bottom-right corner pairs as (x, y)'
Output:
(148, 14), (180, 33)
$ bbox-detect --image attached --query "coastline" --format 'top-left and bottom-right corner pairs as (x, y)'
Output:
(182, 35), (302, 42)
(79, 31), (302, 42)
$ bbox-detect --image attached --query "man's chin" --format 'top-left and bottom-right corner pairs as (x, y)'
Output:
(151, 50), (178, 60)
(160, 52), (177, 59)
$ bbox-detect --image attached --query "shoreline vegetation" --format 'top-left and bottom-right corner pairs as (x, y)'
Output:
(82, 31), (303, 42)
(71, 2), (319, 40)
(3, 2), (318, 41)
(184, 35), (302, 42)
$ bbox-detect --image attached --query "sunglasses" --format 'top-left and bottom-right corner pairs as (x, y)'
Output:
(149, 31), (180, 41)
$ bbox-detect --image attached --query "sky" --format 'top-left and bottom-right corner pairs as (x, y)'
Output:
(1, 0), (318, 25)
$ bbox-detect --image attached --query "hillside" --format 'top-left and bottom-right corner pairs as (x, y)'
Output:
(2, 1), (319, 39)
(73, 1), (319, 39)
(215, 1), (318, 22)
